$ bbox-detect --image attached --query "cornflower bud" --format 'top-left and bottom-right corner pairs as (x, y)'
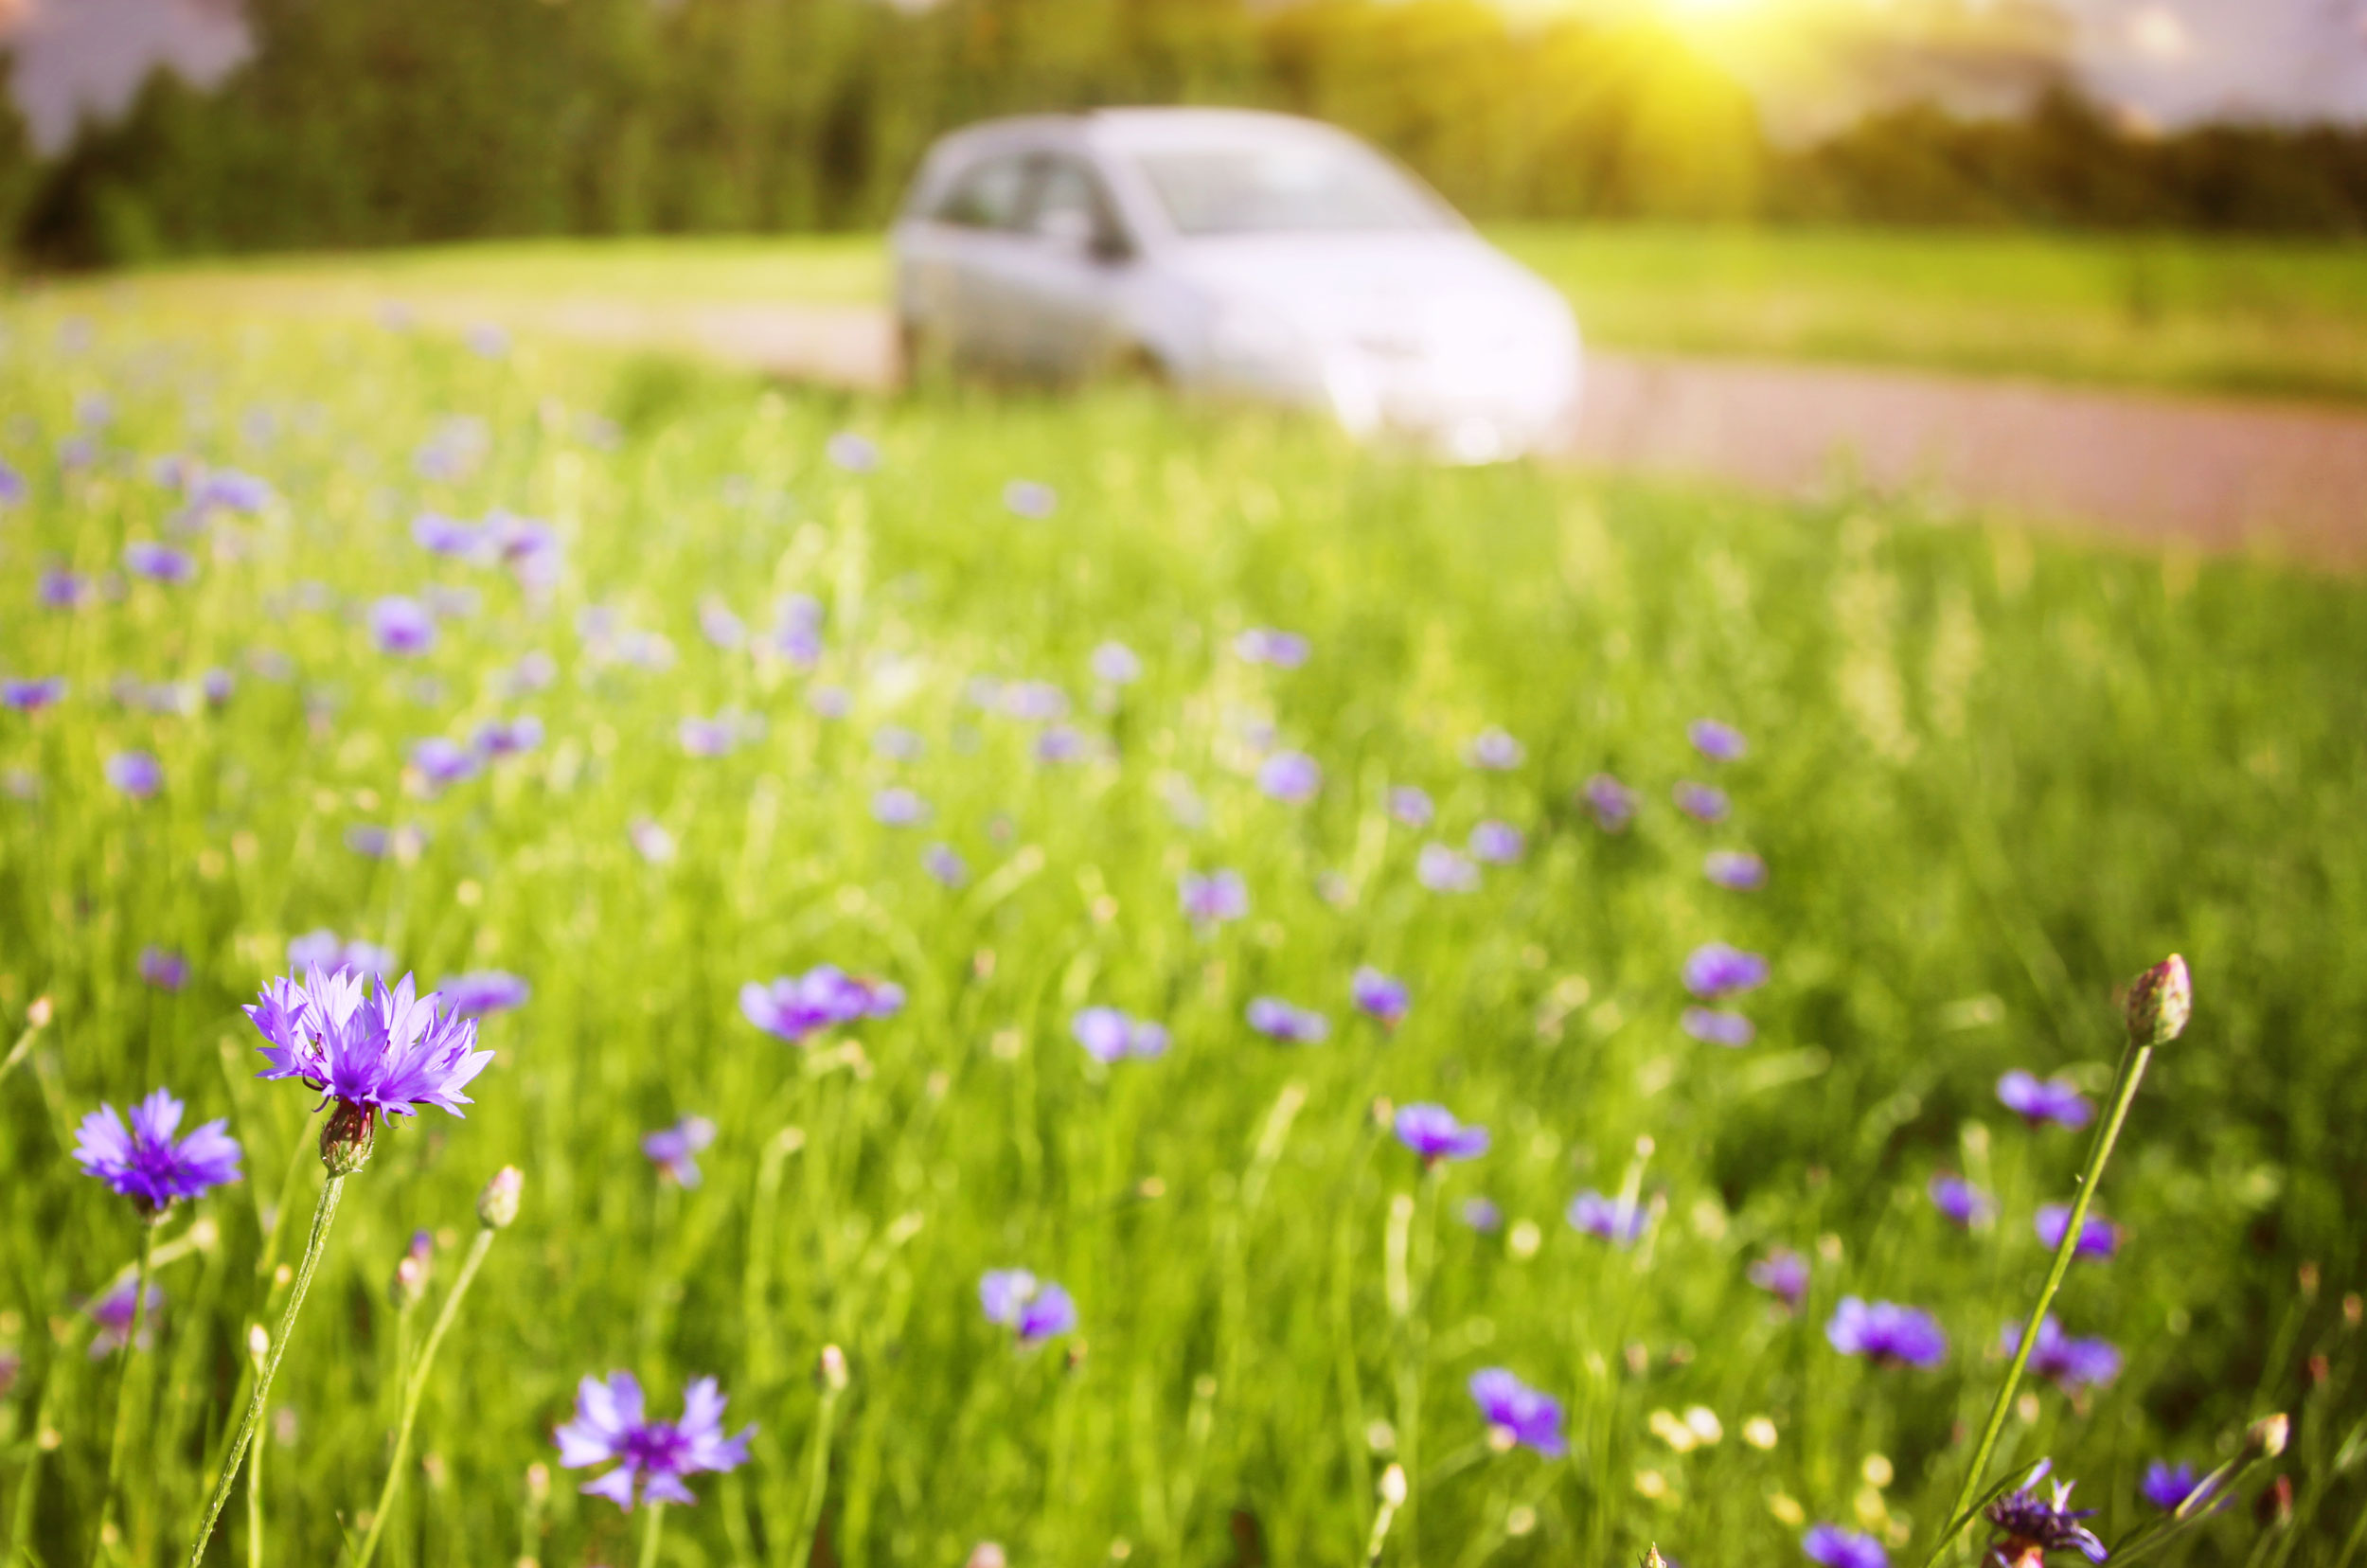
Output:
(819, 1344), (849, 1392)
(2246, 1413), (2289, 1460)
(478, 1166), (523, 1229)
(2125, 954), (2192, 1047)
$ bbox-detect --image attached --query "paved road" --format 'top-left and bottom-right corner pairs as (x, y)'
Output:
(396, 295), (2367, 566)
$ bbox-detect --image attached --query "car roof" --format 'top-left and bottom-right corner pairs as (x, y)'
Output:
(931, 107), (1362, 161)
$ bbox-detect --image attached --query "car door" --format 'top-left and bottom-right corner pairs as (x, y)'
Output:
(909, 151), (1036, 372)
(1001, 152), (1137, 382)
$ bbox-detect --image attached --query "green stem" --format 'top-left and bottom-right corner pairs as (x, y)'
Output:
(637, 1501), (667, 1568)
(0, 1007), (47, 1090)
(187, 1173), (347, 1568)
(94, 1221), (161, 1566)
(350, 1227), (497, 1568)
(787, 1383), (844, 1568)
(244, 1377), (262, 1568)
(1921, 1037), (2152, 1567)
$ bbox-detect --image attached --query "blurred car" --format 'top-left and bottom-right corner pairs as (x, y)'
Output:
(891, 108), (1583, 462)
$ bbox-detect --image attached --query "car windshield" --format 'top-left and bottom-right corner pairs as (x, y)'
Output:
(1131, 141), (1452, 236)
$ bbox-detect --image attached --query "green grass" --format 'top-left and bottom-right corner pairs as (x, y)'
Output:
(84, 223), (2367, 402)
(0, 302), (2363, 1568)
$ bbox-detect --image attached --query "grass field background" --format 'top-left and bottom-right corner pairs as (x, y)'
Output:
(70, 224), (2367, 403)
(0, 297), (2362, 1566)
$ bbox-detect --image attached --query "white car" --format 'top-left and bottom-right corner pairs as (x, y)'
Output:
(891, 108), (1583, 462)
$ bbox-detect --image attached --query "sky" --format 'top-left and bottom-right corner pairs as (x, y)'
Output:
(3, 0), (2365, 153)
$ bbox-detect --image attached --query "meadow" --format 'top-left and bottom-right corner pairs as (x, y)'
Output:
(92, 223), (2367, 403)
(0, 297), (2363, 1568)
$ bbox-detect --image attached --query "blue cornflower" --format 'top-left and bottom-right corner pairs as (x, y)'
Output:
(1749, 1248), (1810, 1309)
(1683, 943), (1769, 999)
(2140, 1460), (2206, 1512)
(699, 597), (747, 650)
(1387, 786), (1434, 829)
(87, 1278), (164, 1357)
(72, 1088), (243, 1216)
(1035, 724), (1088, 764)
(740, 967), (903, 1045)
(202, 668), (234, 706)
(370, 597), (436, 656)
(1394, 1103), (1488, 1164)
(411, 738), (482, 790)
(826, 432), (879, 472)
(105, 751), (162, 799)
(1689, 719), (1747, 761)
(473, 716), (543, 757)
(1257, 750), (1322, 805)
(1826, 1297), (1948, 1368)
(1582, 773), (1637, 831)
(1998, 1071), (2093, 1130)
(1469, 821), (1524, 864)
(1930, 1174), (1996, 1228)
(1000, 681), (1069, 722)
(1468, 728), (1524, 770)
(124, 542), (196, 584)
(1247, 997), (1329, 1044)
(3, 677), (65, 713)
(190, 470), (272, 513)
(1351, 966), (1410, 1028)
(38, 568), (90, 610)
(1682, 1007), (1754, 1047)
(245, 971), (494, 1158)
(465, 323), (509, 359)
(286, 931), (395, 978)
(629, 817), (677, 864)
(1703, 850), (1767, 890)
(1460, 1197), (1504, 1233)
(1004, 479), (1057, 518)
(2006, 1317), (2121, 1393)
(1072, 1007), (1169, 1064)
(922, 843), (969, 887)
(1983, 1460), (2106, 1566)
(873, 787), (928, 827)
(1673, 781), (1729, 822)
(1568, 1189), (1647, 1247)
(413, 511), (482, 558)
(1467, 1368), (1566, 1457)
(872, 725), (925, 762)
(1234, 628), (1309, 668)
(1802, 1523), (1887, 1568)
(773, 595), (825, 667)
(437, 971), (530, 1020)
(2034, 1203), (2119, 1259)
(1090, 641), (1141, 685)
(137, 947), (188, 990)
(0, 459), (21, 504)
(1179, 869), (1248, 925)
(1416, 843), (1480, 893)
(557, 1371), (753, 1511)
(979, 1270), (1077, 1342)
(642, 1116), (718, 1188)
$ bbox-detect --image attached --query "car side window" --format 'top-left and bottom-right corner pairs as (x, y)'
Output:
(1020, 155), (1132, 258)
(934, 155), (1031, 230)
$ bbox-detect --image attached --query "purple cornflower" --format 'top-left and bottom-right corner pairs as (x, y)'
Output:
(1468, 728), (1524, 770)
(138, 946), (189, 991)
(1682, 1007), (1754, 1047)
(1035, 724), (1087, 765)
(740, 967), (904, 1045)
(2140, 1460), (2206, 1512)
(873, 725), (925, 762)
(1467, 1368), (1566, 1457)
(506, 651), (558, 695)
(1417, 844), (1480, 893)
(1090, 641), (1141, 685)
(1930, 1174), (1996, 1228)
(437, 971), (530, 1020)
(1180, 869), (1248, 926)
(202, 668), (234, 706)
(465, 322), (509, 359)
(2, 677), (65, 713)
(473, 716), (543, 757)
(1997, 1071), (2093, 1130)
(979, 1271), (1077, 1342)
(826, 431), (879, 472)
(699, 598), (747, 650)
(1394, 1103), (1489, 1164)
(1002, 681), (1069, 722)
(557, 1371), (754, 1511)
(1257, 750), (1322, 805)
(1682, 943), (1769, 999)
(2007, 1317), (2122, 1394)
(1247, 997), (1329, 1044)
(642, 1116), (718, 1188)
(412, 511), (482, 558)
(1582, 774), (1637, 831)
(629, 816), (678, 864)
(773, 596), (825, 668)
(1673, 781), (1729, 822)
(1803, 1524), (1889, 1568)
(1703, 850), (1767, 890)
(1568, 1190), (1647, 1247)
(1689, 719), (1747, 761)
(1749, 1248), (1811, 1309)
(0, 459), (21, 504)
(72, 1088), (243, 1215)
(1982, 1460), (2107, 1566)
(105, 751), (162, 799)
(87, 1279), (163, 1357)
(346, 825), (428, 861)
(679, 717), (738, 757)
(1460, 1197), (1504, 1232)
(1826, 1297), (1948, 1368)
(1351, 966), (1410, 1029)
(1004, 479), (1057, 518)
(1388, 786), (1434, 829)
(1072, 1007), (1169, 1064)
(2034, 1203), (2120, 1260)
(1468, 821), (1524, 864)
(1234, 628), (1309, 668)
(124, 542), (196, 584)
(191, 470), (272, 513)
(286, 931), (396, 978)
(411, 738), (482, 790)
(245, 970), (494, 1154)
(873, 787), (928, 827)
(39, 568), (90, 610)
(922, 843), (969, 887)
(370, 597), (436, 656)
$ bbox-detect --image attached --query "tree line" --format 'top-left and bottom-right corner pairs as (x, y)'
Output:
(3, 0), (2364, 266)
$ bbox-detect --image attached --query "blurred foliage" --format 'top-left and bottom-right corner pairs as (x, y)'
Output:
(9, 0), (2367, 267)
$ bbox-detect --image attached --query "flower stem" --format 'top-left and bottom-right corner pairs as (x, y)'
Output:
(637, 1501), (667, 1568)
(187, 1172), (346, 1568)
(1922, 1036), (2153, 1566)
(0, 1004), (49, 1089)
(786, 1380), (845, 1568)
(93, 1221), (160, 1566)
(349, 1226), (497, 1568)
